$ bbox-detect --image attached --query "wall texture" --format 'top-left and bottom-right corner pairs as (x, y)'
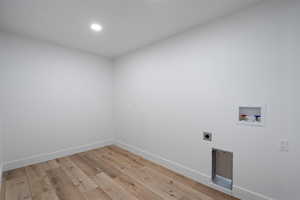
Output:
(0, 33), (114, 170)
(114, 1), (299, 200)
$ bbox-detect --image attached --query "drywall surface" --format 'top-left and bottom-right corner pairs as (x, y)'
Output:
(0, 33), (114, 169)
(114, 1), (299, 199)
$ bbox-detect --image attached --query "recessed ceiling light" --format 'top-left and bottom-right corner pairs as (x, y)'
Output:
(90, 23), (102, 32)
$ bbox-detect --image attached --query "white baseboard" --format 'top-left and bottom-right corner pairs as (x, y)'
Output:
(233, 186), (275, 200)
(3, 139), (114, 171)
(0, 163), (3, 183)
(115, 140), (275, 200)
(0, 163), (3, 193)
(115, 140), (211, 184)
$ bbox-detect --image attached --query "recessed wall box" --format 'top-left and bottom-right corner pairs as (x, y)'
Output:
(237, 105), (266, 127)
(212, 149), (233, 190)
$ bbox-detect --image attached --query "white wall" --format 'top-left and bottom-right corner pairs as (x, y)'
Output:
(0, 33), (114, 170)
(114, 1), (300, 200)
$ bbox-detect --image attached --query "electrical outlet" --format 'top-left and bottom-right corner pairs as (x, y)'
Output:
(203, 132), (212, 141)
(280, 140), (289, 152)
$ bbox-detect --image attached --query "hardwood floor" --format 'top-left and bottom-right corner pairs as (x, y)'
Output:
(0, 145), (239, 200)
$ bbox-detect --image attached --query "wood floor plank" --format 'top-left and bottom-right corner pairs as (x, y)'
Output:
(106, 146), (145, 166)
(92, 172), (139, 200)
(143, 161), (235, 200)
(96, 147), (143, 169)
(144, 160), (234, 200)
(5, 168), (27, 181)
(114, 173), (164, 200)
(33, 162), (51, 178)
(25, 165), (53, 200)
(47, 160), (60, 169)
(86, 148), (162, 199)
(108, 145), (237, 200)
(82, 188), (112, 200)
(80, 151), (123, 179)
(125, 166), (214, 200)
(46, 167), (86, 200)
(33, 191), (60, 200)
(1, 177), (6, 200)
(57, 157), (98, 193)
(5, 176), (32, 200)
(3, 146), (239, 200)
(90, 150), (131, 172)
(69, 154), (102, 177)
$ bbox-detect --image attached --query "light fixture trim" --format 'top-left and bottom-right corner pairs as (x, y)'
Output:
(90, 23), (103, 32)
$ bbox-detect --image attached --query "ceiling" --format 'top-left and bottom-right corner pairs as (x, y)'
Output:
(0, 0), (263, 58)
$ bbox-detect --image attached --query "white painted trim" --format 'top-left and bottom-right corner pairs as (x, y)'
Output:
(233, 186), (275, 200)
(0, 163), (3, 193)
(115, 140), (211, 184)
(0, 163), (3, 183)
(215, 174), (233, 185)
(115, 140), (276, 200)
(3, 139), (114, 171)
(210, 181), (233, 196)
